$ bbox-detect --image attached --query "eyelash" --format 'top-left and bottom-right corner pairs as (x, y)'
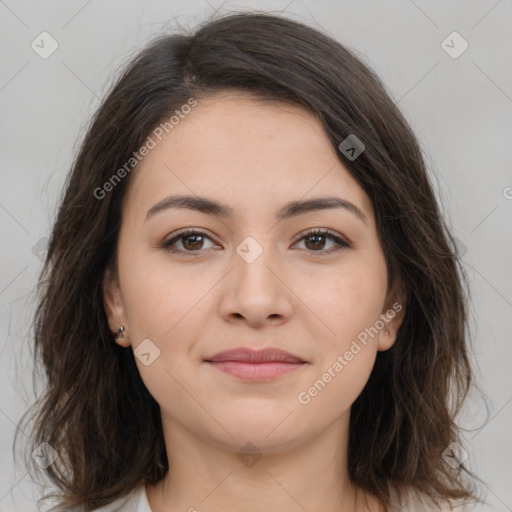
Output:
(160, 228), (350, 256)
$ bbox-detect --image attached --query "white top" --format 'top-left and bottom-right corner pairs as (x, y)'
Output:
(89, 481), (466, 512)
(90, 482), (150, 511)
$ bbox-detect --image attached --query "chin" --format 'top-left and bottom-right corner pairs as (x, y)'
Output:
(210, 410), (308, 451)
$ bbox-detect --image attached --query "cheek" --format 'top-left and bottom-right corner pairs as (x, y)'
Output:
(295, 256), (386, 403)
(304, 260), (387, 347)
(120, 255), (210, 421)
(118, 241), (197, 339)
(118, 250), (217, 409)
(298, 346), (376, 419)
(295, 267), (385, 415)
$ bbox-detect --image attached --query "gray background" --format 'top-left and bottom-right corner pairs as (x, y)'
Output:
(1, 1), (511, 510)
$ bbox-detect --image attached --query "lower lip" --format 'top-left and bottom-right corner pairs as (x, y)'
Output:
(207, 361), (305, 380)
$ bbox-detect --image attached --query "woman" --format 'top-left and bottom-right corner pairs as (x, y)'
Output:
(19, 11), (478, 512)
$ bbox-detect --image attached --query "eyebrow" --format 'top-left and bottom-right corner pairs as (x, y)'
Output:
(145, 194), (368, 224)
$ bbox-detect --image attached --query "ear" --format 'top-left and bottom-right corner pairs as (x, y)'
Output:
(377, 278), (406, 352)
(102, 266), (131, 348)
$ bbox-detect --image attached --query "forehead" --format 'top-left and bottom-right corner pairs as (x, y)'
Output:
(123, 92), (374, 224)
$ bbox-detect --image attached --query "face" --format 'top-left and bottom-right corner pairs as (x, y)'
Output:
(103, 92), (403, 454)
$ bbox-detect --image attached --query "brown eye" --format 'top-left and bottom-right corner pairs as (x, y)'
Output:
(304, 233), (327, 251)
(293, 229), (350, 255)
(161, 229), (216, 254)
(161, 228), (350, 256)
(181, 233), (205, 251)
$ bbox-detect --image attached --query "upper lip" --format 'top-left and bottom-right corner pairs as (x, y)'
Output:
(205, 347), (306, 364)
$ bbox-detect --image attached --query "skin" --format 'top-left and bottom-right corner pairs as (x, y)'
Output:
(103, 91), (404, 512)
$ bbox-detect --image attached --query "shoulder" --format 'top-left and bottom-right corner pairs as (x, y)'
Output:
(91, 482), (149, 512)
(388, 488), (477, 512)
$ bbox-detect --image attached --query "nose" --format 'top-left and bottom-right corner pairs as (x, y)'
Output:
(218, 237), (294, 328)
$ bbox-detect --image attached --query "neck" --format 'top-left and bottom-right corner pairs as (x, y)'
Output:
(145, 411), (382, 512)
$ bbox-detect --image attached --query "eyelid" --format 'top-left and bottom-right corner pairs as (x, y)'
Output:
(292, 228), (351, 255)
(294, 227), (351, 246)
(160, 227), (351, 254)
(161, 228), (219, 252)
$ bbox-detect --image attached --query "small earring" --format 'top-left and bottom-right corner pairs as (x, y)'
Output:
(115, 325), (126, 339)
(385, 329), (390, 336)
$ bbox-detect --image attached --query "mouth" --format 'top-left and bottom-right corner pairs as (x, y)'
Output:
(204, 347), (308, 381)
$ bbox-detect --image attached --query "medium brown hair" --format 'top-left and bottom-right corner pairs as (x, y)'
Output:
(17, 11), (476, 511)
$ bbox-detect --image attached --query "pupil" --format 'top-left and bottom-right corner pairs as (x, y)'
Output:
(307, 235), (324, 250)
(184, 235), (202, 250)
(181, 234), (327, 251)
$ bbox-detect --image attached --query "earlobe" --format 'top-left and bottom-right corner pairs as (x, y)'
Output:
(102, 267), (131, 347)
(377, 280), (406, 352)
(377, 326), (397, 351)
